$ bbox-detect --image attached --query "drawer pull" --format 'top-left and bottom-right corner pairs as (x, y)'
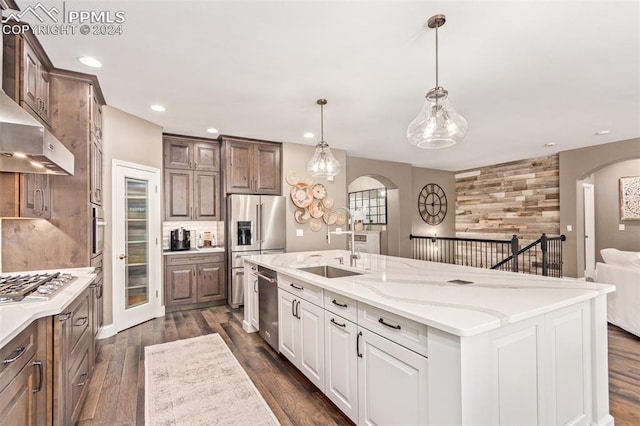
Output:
(59, 312), (72, 322)
(33, 361), (43, 393)
(332, 299), (348, 308)
(256, 273), (275, 283)
(330, 318), (346, 328)
(2, 346), (26, 365)
(290, 283), (304, 291)
(378, 318), (401, 330)
(75, 316), (89, 327)
(75, 372), (88, 387)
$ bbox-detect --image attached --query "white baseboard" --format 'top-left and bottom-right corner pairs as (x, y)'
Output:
(97, 323), (117, 339)
(242, 320), (257, 333)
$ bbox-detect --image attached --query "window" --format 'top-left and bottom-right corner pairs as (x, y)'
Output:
(348, 188), (387, 225)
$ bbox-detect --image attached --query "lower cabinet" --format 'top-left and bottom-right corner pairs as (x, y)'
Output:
(278, 289), (325, 391)
(0, 319), (48, 426)
(54, 288), (93, 425)
(248, 265), (259, 331)
(165, 252), (226, 310)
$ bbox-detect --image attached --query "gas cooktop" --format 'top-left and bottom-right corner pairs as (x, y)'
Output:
(0, 272), (77, 304)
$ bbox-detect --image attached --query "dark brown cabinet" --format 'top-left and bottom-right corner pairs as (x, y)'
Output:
(3, 29), (51, 127)
(165, 252), (226, 310)
(0, 173), (51, 219)
(221, 137), (282, 195)
(0, 319), (48, 426)
(90, 255), (104, 363)
(54, 288), (93, 425)
(163, 135), (221, 221)
(90, 85), (104, 206)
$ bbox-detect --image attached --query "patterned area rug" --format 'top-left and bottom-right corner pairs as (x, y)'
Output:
(145, 334), (280, 425)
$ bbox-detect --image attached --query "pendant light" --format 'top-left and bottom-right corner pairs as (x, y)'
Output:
(307, 99), (341, 178)
(407, 14), (468, 149)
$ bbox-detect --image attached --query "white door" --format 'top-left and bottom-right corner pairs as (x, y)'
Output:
(358, 329), (429, 426)
(583, 183), (595, 278)
(113, 160), (161, 332)
(298, 300), (325, 391)
(325, 314), (359, 423)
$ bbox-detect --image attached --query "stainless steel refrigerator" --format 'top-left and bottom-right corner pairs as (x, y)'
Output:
(227, 194), (286, 308)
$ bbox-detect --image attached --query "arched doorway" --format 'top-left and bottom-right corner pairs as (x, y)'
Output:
(348, 174), (399, 256)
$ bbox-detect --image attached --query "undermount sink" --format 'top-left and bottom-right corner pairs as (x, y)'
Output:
(297, 265), (363, 278)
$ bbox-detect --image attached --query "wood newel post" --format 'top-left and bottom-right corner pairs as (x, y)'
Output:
(541, 233), (549, 276)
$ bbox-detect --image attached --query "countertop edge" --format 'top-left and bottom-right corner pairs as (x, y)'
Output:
(0, 273), (96, 348)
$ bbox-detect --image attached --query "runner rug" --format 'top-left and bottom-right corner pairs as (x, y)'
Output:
(145, 333), (280, 425)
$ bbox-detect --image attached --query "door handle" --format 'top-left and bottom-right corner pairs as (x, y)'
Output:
(118, 254), (127, 259)
(296, 300), (301, 319)
(256, 273), (275, 283)
(291, 299), (296, 317)
(254, 279), (258, 293)
(356, 331), (363, 358)
(32, 361), (43, 393)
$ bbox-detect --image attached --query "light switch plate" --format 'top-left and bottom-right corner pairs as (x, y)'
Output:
(567, 225), (573, 232)
(619, 224), (625, 231)
(296, 229), (304, 237)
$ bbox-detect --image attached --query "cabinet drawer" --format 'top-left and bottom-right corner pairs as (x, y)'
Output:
(278, 274), (323, 306)
(166, 252), (224, 265)
(358, 303), (428, 356)
(324, 290), (357, 323)
(68, 291), (91, 360)
(0, 322), (38, 393)
(69, 338), (91, 424)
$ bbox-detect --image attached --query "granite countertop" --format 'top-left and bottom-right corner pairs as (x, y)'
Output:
(0, 267), (96, 348)
(243, 250), (615, 337)
(163, 247), (225, 255)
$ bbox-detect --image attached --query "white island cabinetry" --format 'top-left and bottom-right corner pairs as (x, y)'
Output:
(243, 251), (614, 426)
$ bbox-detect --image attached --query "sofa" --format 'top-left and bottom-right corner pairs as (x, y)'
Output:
(595, 248), (640, 337)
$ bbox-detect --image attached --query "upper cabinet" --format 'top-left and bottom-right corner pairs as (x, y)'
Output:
(90, 85), (104, 206)
(220, 136), (282, 195)
(164, 136), (220, 171)
(0, 173), (51, 219)
(163, 135), (221, 221)
(3, 29), (52, 127)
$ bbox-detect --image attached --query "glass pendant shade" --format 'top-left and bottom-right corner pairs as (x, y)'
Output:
(307, 140), (341, 177)
(407, 88), (468, 149)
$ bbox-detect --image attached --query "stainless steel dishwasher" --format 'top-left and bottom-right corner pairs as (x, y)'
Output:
(257, 266), (279, 351)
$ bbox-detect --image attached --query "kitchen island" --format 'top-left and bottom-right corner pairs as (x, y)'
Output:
(243, 250), (614, 426)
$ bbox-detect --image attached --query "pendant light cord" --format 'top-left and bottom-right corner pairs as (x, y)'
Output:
(320, 103), (324, 142)
(435, 23), (439, 89)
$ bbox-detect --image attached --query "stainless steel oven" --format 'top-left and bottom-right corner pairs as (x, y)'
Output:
(92, 206), (105, 256)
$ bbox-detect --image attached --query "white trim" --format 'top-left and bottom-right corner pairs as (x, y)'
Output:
(97, 323), (117, 339)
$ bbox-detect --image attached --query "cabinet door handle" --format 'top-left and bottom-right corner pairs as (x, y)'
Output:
(74, 316), (88, 327)
(74, 372), (88, 387)
(2, 346), (26, 365)
(32, 361), (43, 393)
(332, 299), (348, 308)
(291, 299), (296, 317)
(378, 318), (401, 330)
(254, 279), (258, 293)
(356, 331), (363, 358)
(34, 189), (43, 216)
(290, 283), (304, 291)
(330, 318), (346, 328)
(296, 300), (301, 319)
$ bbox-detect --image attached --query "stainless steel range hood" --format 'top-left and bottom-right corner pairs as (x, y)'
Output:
(0, 90), (74, 175)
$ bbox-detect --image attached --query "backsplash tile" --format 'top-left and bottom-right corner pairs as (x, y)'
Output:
(162, 221), (225, 250)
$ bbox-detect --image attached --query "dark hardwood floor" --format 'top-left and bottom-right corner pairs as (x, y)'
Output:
(78, 306), (352, 425)
(79, 307), (640, 425)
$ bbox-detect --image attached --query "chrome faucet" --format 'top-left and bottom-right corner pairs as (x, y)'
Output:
(327, 216), (360, 267)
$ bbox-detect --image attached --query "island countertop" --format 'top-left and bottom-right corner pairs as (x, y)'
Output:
(0, 267), (96, 348)
(244, 250), (615, 337)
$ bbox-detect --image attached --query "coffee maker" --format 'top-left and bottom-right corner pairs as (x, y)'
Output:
(170, 228), (191, 251)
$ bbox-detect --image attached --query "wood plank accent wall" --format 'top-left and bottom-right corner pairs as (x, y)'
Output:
(455, 155), (560, 243)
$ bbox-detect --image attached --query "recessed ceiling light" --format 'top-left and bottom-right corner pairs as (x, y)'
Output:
(303, 132), (315, 139)
(544, 142), (556, 147)
(595, 130), (610, 136)
(150, 105), (166, 112)
(78, 56), (102, 68)
(206, 128), (219, 134)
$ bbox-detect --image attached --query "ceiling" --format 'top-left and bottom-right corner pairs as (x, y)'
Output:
(23, 0), (640, 171)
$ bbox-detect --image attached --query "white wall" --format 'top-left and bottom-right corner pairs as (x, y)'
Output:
(102, 106), (163, 327)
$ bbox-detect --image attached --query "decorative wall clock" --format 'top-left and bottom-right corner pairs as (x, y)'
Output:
(418, 183), (447, 225)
